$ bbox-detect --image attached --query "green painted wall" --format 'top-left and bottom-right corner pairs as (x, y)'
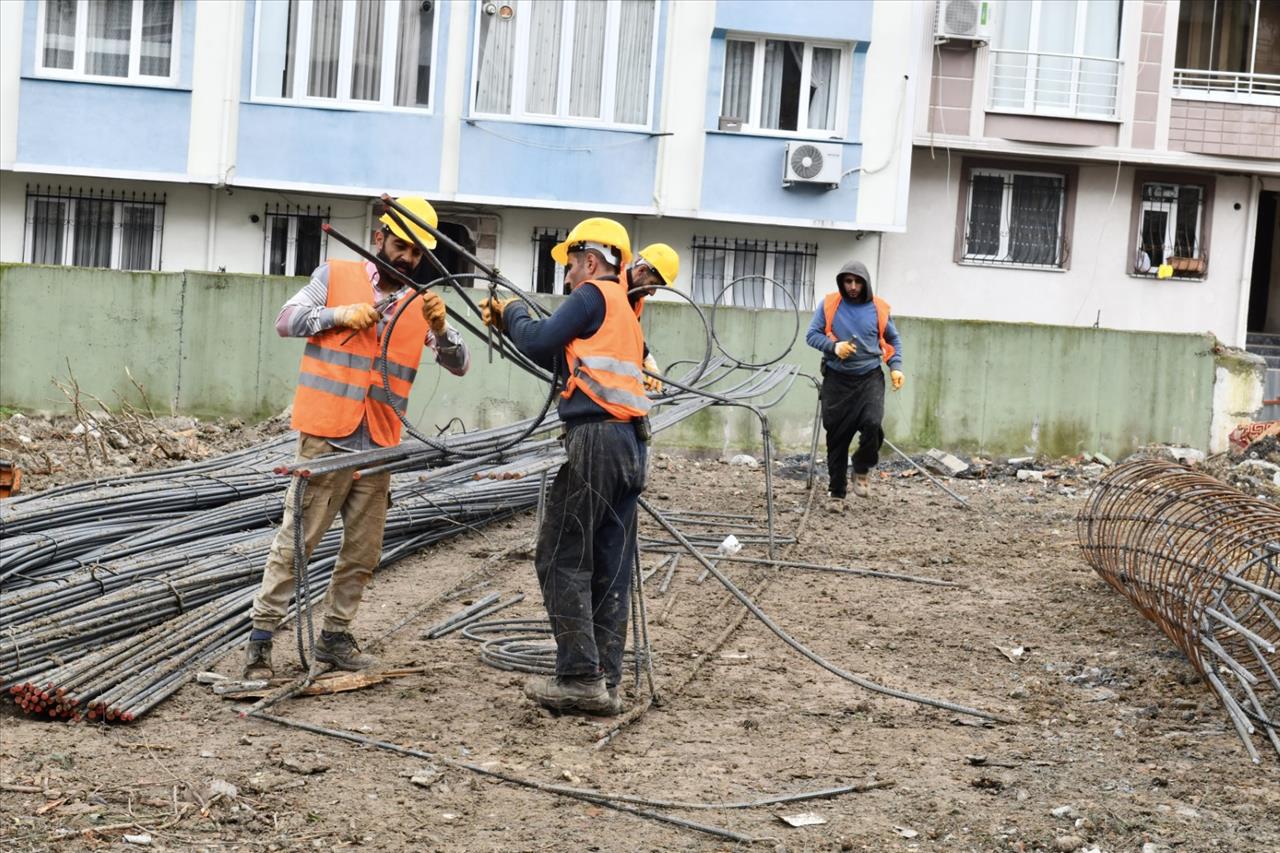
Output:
(0, 264), (1217, 456)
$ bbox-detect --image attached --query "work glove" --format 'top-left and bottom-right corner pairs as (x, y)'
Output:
(420, 290), (448, 336)
(479, 296), (514, 332)
(333, 303), (380, 331)
(890, 369), (905, 392)
(642, 353), (663, 394)
(833, 341), (856, 360)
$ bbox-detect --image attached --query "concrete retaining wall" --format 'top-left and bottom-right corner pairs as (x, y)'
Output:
(0, 264), (1233, 457)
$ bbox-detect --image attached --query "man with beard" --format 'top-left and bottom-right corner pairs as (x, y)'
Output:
(243, 197), (469, 678)
(805, 259), (904, 507)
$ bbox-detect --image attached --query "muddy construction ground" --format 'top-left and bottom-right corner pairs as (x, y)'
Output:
(2, 437), (1279, 851)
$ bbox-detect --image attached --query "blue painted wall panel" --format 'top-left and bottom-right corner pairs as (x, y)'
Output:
(456, 123), (658, 207)
(700, 133), (860, 224)
(714, 0), (874, 42)
(16, 79), (192, 174)
(234, 0), (451, 191)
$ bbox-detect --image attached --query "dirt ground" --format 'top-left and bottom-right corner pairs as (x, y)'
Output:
(3, 435), (1279, 851)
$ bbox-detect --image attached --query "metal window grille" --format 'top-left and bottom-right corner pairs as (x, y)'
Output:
(23, 185), (165, 271)
(690, 237), (817, 310)
(263, 204), (330, 277)
(531, 227), (568, 295)
(1133, 182), (1208, 279)
(962, 169), (1068, 268)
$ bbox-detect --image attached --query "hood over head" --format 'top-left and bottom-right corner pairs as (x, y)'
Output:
(836, 259), (872, 302)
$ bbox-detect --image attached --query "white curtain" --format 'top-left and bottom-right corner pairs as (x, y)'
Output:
(350, 0), (384, 101)
(43, 0), (77, 70)
(1079, 0), (1121, 114)
(993, 0), (1032, 110)
(613, 0), (654, 124)
(568, 0), (606, 118)
(395, 0), (434, 106)
(86, 0), (132, 77)
(807, 46), (838, 131)
(720, 39), (753, 122)
(139, 0), (174, 77)
(476, 6), (516, 113)
(525, 0), (562, 115)
(693, 249), (726, 305)
(73, 199), (114, 268)
(308, 0), (342, 98)
(120, 204), (157, 271)
(760, 40), (785, 128)
(29, 200), (68, 265)
(732, 246), (764, 308)
(1034, 0), (1078, 110)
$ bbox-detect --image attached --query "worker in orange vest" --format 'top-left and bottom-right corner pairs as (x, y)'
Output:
(479, 218), (650, 716)
(804, 259), (904, 508)
(627, 242), (680, 394)
(243, 197), (470, 679)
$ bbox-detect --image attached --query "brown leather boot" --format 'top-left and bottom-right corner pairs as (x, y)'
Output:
(852, 473), (870, 498)
(523, 675), (615, 715)
(313, 631), (379, 671)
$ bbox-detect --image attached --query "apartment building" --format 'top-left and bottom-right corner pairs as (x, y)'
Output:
(879, 0), (1278, 353)
(0, 0), (919, 316)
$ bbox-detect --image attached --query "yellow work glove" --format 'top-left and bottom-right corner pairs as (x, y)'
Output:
(642, 353), (663, 394)
(420, 290), (448, 336)
(479, 296), (514, 332)
(890, 369), (905, 391)
(333, 303), (380, 331)
(834, 340), (856, 360)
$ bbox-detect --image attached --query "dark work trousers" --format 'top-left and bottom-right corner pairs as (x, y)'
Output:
(535, 421), (647, 688)
(821, 367), (886, 496)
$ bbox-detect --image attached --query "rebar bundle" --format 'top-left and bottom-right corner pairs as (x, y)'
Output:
(1077, 460), (1280, 763)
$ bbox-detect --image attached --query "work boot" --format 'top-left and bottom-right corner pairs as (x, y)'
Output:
(825, 496), (846, 514)
(242, 639), (274, 680)
(523, 675), (615, 715)
(312, 631), (379, 671)
(606, 685), (625, 716)
(852, 473), (870, 498)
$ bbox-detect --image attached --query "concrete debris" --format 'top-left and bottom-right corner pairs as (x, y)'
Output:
(1008, 456), (1035, 466)
(728, 454), (759, 467)
(923, 448), (969, 477)
(1017, 470), (1045, 483)
(1092, 452), (1114, 466)
(1168, 446), (1205, 465)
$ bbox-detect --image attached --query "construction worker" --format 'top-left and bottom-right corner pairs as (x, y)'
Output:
(804, 259), (903, 508)
(479, 217), (649, 716)
(627, 242), (680, 394)
(243, 197), (470, 679)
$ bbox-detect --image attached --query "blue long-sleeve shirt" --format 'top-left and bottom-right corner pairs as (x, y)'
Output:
(804, 297), (903, 375)
(504, 282), (611, 424)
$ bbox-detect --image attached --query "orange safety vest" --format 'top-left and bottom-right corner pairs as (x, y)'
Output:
(291, 259), (429, 447)
(822, 292), (895, 364)
(562, 278), (651, 419)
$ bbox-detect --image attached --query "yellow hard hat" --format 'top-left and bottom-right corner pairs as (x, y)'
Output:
(379, 196), (438, 249)
(551, 217), (632, 268)
(636, 243), (679, 286)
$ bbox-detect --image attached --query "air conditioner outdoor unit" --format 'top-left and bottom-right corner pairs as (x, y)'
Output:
(934, 0), (994, 44)
(782, 142), (842, 189)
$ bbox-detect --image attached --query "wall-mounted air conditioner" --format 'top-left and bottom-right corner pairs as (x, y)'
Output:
(934, 0), (994, 44)
(782, 142), (842, 189)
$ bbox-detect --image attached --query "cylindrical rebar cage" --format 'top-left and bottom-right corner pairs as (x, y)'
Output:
(1077, 460), (1280, 763)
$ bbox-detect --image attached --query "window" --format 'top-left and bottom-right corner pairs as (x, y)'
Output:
(959, 164), (1071, 269)
(24, 186), (165, 271)
(1130, 174), (1213, 280)
(263, 205), (329, 276)
(472, 0), (659, 127)
(1174, 0), (1280, 99)
(719, 36), (847, 134)
(531, 227), (568, 295)
(691, 238), (817, 310)
(37, 0), (179, 84)
(253, 0), (437, 109)
(990, 0), (1122, 118)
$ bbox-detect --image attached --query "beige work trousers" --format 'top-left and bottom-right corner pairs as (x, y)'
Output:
(250, 434), (392, 634)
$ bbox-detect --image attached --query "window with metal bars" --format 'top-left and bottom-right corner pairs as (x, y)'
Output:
(24, 186), (165, 271)
(690, 237), (817, 310)
(531, 227), (568, 295)
(263, 204), (330, 276)
(961, 166), (1070, 268)
(1131, 178), (1211, 279)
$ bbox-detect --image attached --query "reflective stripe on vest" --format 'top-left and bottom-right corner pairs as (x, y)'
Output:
(562, 279), (651, 419)
(822, 291), (895, 364)
(290, 259), (429, 446)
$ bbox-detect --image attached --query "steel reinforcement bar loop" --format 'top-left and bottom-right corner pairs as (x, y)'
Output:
(708, 275), (802, 370)
(639, 497), (1010, 722)
(246, 712), (753, 844)
(1076, 460), (1280, 762)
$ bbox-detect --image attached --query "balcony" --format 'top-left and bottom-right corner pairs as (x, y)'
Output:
(1172, 69), (1280, 105)
(988, 49), (1123, 121)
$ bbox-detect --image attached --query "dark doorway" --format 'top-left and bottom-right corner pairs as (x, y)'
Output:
(1248, 191), (1280, 333)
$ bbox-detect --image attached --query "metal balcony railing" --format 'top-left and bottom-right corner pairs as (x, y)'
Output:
(989, 49), (1122, 120)
(1172, 68), (1280, 100)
